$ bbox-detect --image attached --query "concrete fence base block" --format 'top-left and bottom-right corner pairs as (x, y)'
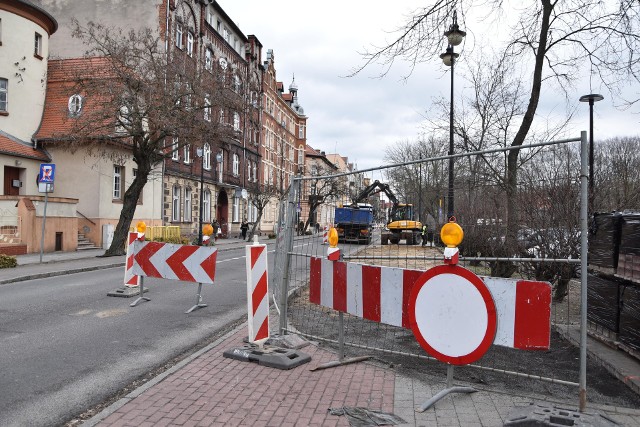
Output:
(107, 286), (149, 298)
(223, 344), (311, 370)
(504, 403), (621, 426)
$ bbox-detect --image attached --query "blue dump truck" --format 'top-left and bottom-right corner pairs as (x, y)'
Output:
(334, 204), (374, 244)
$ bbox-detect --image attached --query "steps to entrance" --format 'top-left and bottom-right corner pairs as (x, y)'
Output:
(77, 233), (100, 251)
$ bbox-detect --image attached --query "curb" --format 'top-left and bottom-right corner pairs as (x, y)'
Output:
(0, 263), (126, 285)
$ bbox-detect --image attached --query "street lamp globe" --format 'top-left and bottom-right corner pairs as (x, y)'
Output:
(440, 47), (458, 67)
(444, 10), (466, 46)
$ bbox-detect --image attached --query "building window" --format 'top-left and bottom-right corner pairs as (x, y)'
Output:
(113, 165), (123, 199)
(0, 79), (7, 112)
(203, 190), (211, 222)
(175, 22), (183, 49)
(203, 143), (211, 170)
(232, 153), (239, 176)
(219, 109), (225, 125)
(232, 197), (239, 222)
(233, 112), (240, 131)
(298, 145), (304, 167)
(233, 74), (240, 92)
(171, 137), (179, 161)
(218, 152), (224, 182)
(205, 49), (212, 71)
(186, 32), (194, 56)
(34, 32), (43, 57)
(253, 163), (257, 183)
(216, 20), (221, 33)
(184, 187), (192, 221)
(184, 144), (191, 164)
(172, 186), (180, 221)
(247, 161), (252, 182)
(223, 27), (229, 43)
(299, 124), (305, 139)
(204, 94), (211, 121)
(68, 94), (83, 116)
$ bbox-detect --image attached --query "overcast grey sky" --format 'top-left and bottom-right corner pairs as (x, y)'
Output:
(219, 1), (639, 172)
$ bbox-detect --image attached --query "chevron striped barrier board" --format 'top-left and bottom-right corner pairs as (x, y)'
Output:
(309, 257), (551, 350)
(124, 232), (140, 287)
(246, 244), (269, 343)
(132, 241), (217, 284)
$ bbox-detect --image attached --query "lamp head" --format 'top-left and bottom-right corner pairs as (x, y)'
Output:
(444, 10), (466, 46)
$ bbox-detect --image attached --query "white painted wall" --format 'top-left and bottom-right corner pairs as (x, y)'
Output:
(47, 147), (162, 222)
(0, 10), (50, 141)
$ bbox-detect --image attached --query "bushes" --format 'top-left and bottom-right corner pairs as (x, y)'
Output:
(0, 254), (17, 269)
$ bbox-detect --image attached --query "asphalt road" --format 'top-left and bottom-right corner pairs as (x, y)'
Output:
(0, 243), (276, 427)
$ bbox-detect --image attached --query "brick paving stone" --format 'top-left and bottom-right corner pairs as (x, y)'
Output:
(87, 325), (640, 427)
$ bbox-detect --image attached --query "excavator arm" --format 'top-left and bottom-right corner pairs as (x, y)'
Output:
(352, 180), (399, 207)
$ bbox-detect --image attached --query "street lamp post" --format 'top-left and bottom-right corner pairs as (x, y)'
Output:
(579, 93), (604, 213)
(440, 10), (465, 220)
(196, 147), (205, 245)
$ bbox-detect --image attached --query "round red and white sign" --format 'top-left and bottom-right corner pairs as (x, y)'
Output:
(409, 264), (496, 365)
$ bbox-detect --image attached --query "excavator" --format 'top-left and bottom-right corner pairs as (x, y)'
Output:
(350, 180), (422, 245)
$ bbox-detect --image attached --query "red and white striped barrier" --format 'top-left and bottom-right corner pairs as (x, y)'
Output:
(132, 241), (217, 283)
(246, 243), (269, 344)
(124, 232), (140, 287)
(322, 226), (328, 245)
(309, 257), (551, 350)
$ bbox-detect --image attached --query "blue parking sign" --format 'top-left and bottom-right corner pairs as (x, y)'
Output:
(39, 164), (55, 183)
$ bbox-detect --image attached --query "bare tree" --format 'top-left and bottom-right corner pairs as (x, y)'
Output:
(246, 183), (281, 241)
(353, 0), (640, 255)
(594, 136), (640, 211)
(384, 137), (448, 225)
(303, 166), (346, 234)
(518, 144), (581, 301)
(59, 21), (240, 255)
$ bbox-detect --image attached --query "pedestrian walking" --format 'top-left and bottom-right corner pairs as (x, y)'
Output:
(240, 219), (249, 240)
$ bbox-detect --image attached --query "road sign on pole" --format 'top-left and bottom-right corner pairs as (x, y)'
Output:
(37, 163), (55, 193)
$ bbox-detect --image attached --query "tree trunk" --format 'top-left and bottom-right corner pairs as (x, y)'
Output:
(103, 159), (151, 256)
(499, 0), (553, 277)
(247, 209), (264, 242)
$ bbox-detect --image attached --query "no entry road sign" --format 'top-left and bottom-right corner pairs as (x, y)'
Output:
(409, 264), (497, 365)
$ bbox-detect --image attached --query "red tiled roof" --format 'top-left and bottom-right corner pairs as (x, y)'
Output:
(35, 57), (113, 141)
(282, 93), (292, 102)
(0, 133), (50, 161)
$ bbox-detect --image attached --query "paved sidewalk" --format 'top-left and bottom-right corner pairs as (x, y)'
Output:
(84, 324), (640, 427)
